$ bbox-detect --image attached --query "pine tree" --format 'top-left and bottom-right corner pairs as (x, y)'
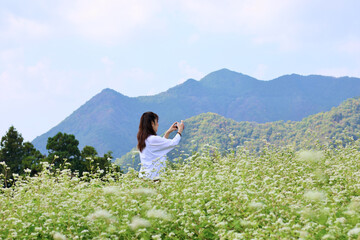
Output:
(46, 132), (82, 171)
(0, 126), (24, 174)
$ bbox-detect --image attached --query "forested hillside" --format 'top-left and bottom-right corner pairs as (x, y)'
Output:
(117, 97), (360, 171)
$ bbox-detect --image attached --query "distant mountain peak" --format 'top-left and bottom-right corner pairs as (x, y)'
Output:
(200, 68), (257, 84)
(101, 88), (117, 93)
(96, 88), (128, 98)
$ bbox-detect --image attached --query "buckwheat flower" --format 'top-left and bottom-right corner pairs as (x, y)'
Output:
(146, 209), (172, 221)
(133, 188), (157, 195)
(349, 200), (360, 211)
(152, 234), (162, 240)
(107, 225), (116, 233)
(249, 201), (265, 209)
(347, 227), (360, 237)
(299, 231), (308, 239)
(129, 216), (151, 230)
(86, 209), (113, 221)
(276, 218), (284, 224)
(335, 217), (346, 224)
(193, 210), (201, 215)
(344, 210), (356, 216)
(322, 234), (335, 239)
(11, 231), (17, 238)
(103, 186), (120, 195)
(0, 161), (6, 166)
(304, 190), (326, 201)
(240, 220), (255, 227)
(298, 150), (324, 163)
(53, 232), (67, 240)
(24, 168), (31, 173)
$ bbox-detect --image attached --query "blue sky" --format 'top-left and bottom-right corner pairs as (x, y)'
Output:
(1, 0), (360, 141)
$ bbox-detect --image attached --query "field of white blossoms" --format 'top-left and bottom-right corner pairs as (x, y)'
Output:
(1, 143), (360, 239)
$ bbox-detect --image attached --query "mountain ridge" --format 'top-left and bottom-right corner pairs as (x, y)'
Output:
(32, 68), (360, 157)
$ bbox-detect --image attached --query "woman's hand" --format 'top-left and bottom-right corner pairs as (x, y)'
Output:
(177, 120), (184, 133)
(164, 122), (179, 139)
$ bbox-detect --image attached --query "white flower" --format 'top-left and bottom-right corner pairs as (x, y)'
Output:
(103, 186), (120, 195)
(349, 200), (360, 211)
(304, 190), (326, 201)
(240, 220), (256, 227)
(344, 210), (356, 216)
(86, 209), (113, 221)
(133, 188), (157, 195)
(322, 234), (335, 239)
(298, 150), (324, 163)
(146, 209), (172, 221)
(348, 227), (360, 237)
(193, 210), (201, 215)
(299, 231), (308, 239)
(53, 232), (67, 240)
(249, 201), (265, 209)
(152, 234), (162, 240)
(335, 217), (346, 224)
(129, 216), (151, 230)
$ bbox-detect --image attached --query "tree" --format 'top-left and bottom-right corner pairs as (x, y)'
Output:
(0, 126), (25, 174)
(81, 145), (98, 159)
(46, 132), (81, 171)
(81, 145), (98, 173)
(0, 126), (44, 186)
(21, 142), (44, 175)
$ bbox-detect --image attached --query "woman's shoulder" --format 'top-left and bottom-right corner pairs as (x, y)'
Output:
(146, 135), (165, 143)
(147, 135), (162, 140)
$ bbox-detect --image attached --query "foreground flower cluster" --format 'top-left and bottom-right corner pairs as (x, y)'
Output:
(1, 144), (360, 239)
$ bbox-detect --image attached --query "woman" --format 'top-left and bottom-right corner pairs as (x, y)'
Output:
(137, 112), (184, 180)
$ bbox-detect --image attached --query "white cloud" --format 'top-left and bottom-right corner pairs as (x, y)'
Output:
(101, 56), (115, 74)
(60, 0), (163, 44)
(101, 56), (114, 66)
(178, 60), (204, 83)
(0, 71), (22, 100)
(0, 54), (97, 140)
(314, 67), (360, 78)
(0, 48), (23, 63)
(187, 33), (200, 44)
(176, 0), (303, 49)
(253, 64), (269, 80)
(339, 38), (360, 55)
(119, 68), (156, 93)
(0, 13), (50, 41)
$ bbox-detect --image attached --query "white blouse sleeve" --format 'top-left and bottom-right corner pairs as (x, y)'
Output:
(147, 134), (181, 155)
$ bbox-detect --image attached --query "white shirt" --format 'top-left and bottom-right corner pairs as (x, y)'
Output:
(139, 134), (181, 180)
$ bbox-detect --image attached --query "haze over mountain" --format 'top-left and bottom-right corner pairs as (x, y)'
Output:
(32, 68), (360, 157)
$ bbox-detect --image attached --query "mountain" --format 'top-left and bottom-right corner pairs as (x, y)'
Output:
(32, 68), (360, 157)
(117, 97), (360, 171)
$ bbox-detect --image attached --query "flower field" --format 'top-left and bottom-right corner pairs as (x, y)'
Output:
(1, 144), (360, 239)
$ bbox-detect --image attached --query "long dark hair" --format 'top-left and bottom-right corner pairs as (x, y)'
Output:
(137, 112), (158, 152)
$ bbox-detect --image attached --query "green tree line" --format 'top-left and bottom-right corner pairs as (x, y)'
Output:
(0, 126), (120, 187)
